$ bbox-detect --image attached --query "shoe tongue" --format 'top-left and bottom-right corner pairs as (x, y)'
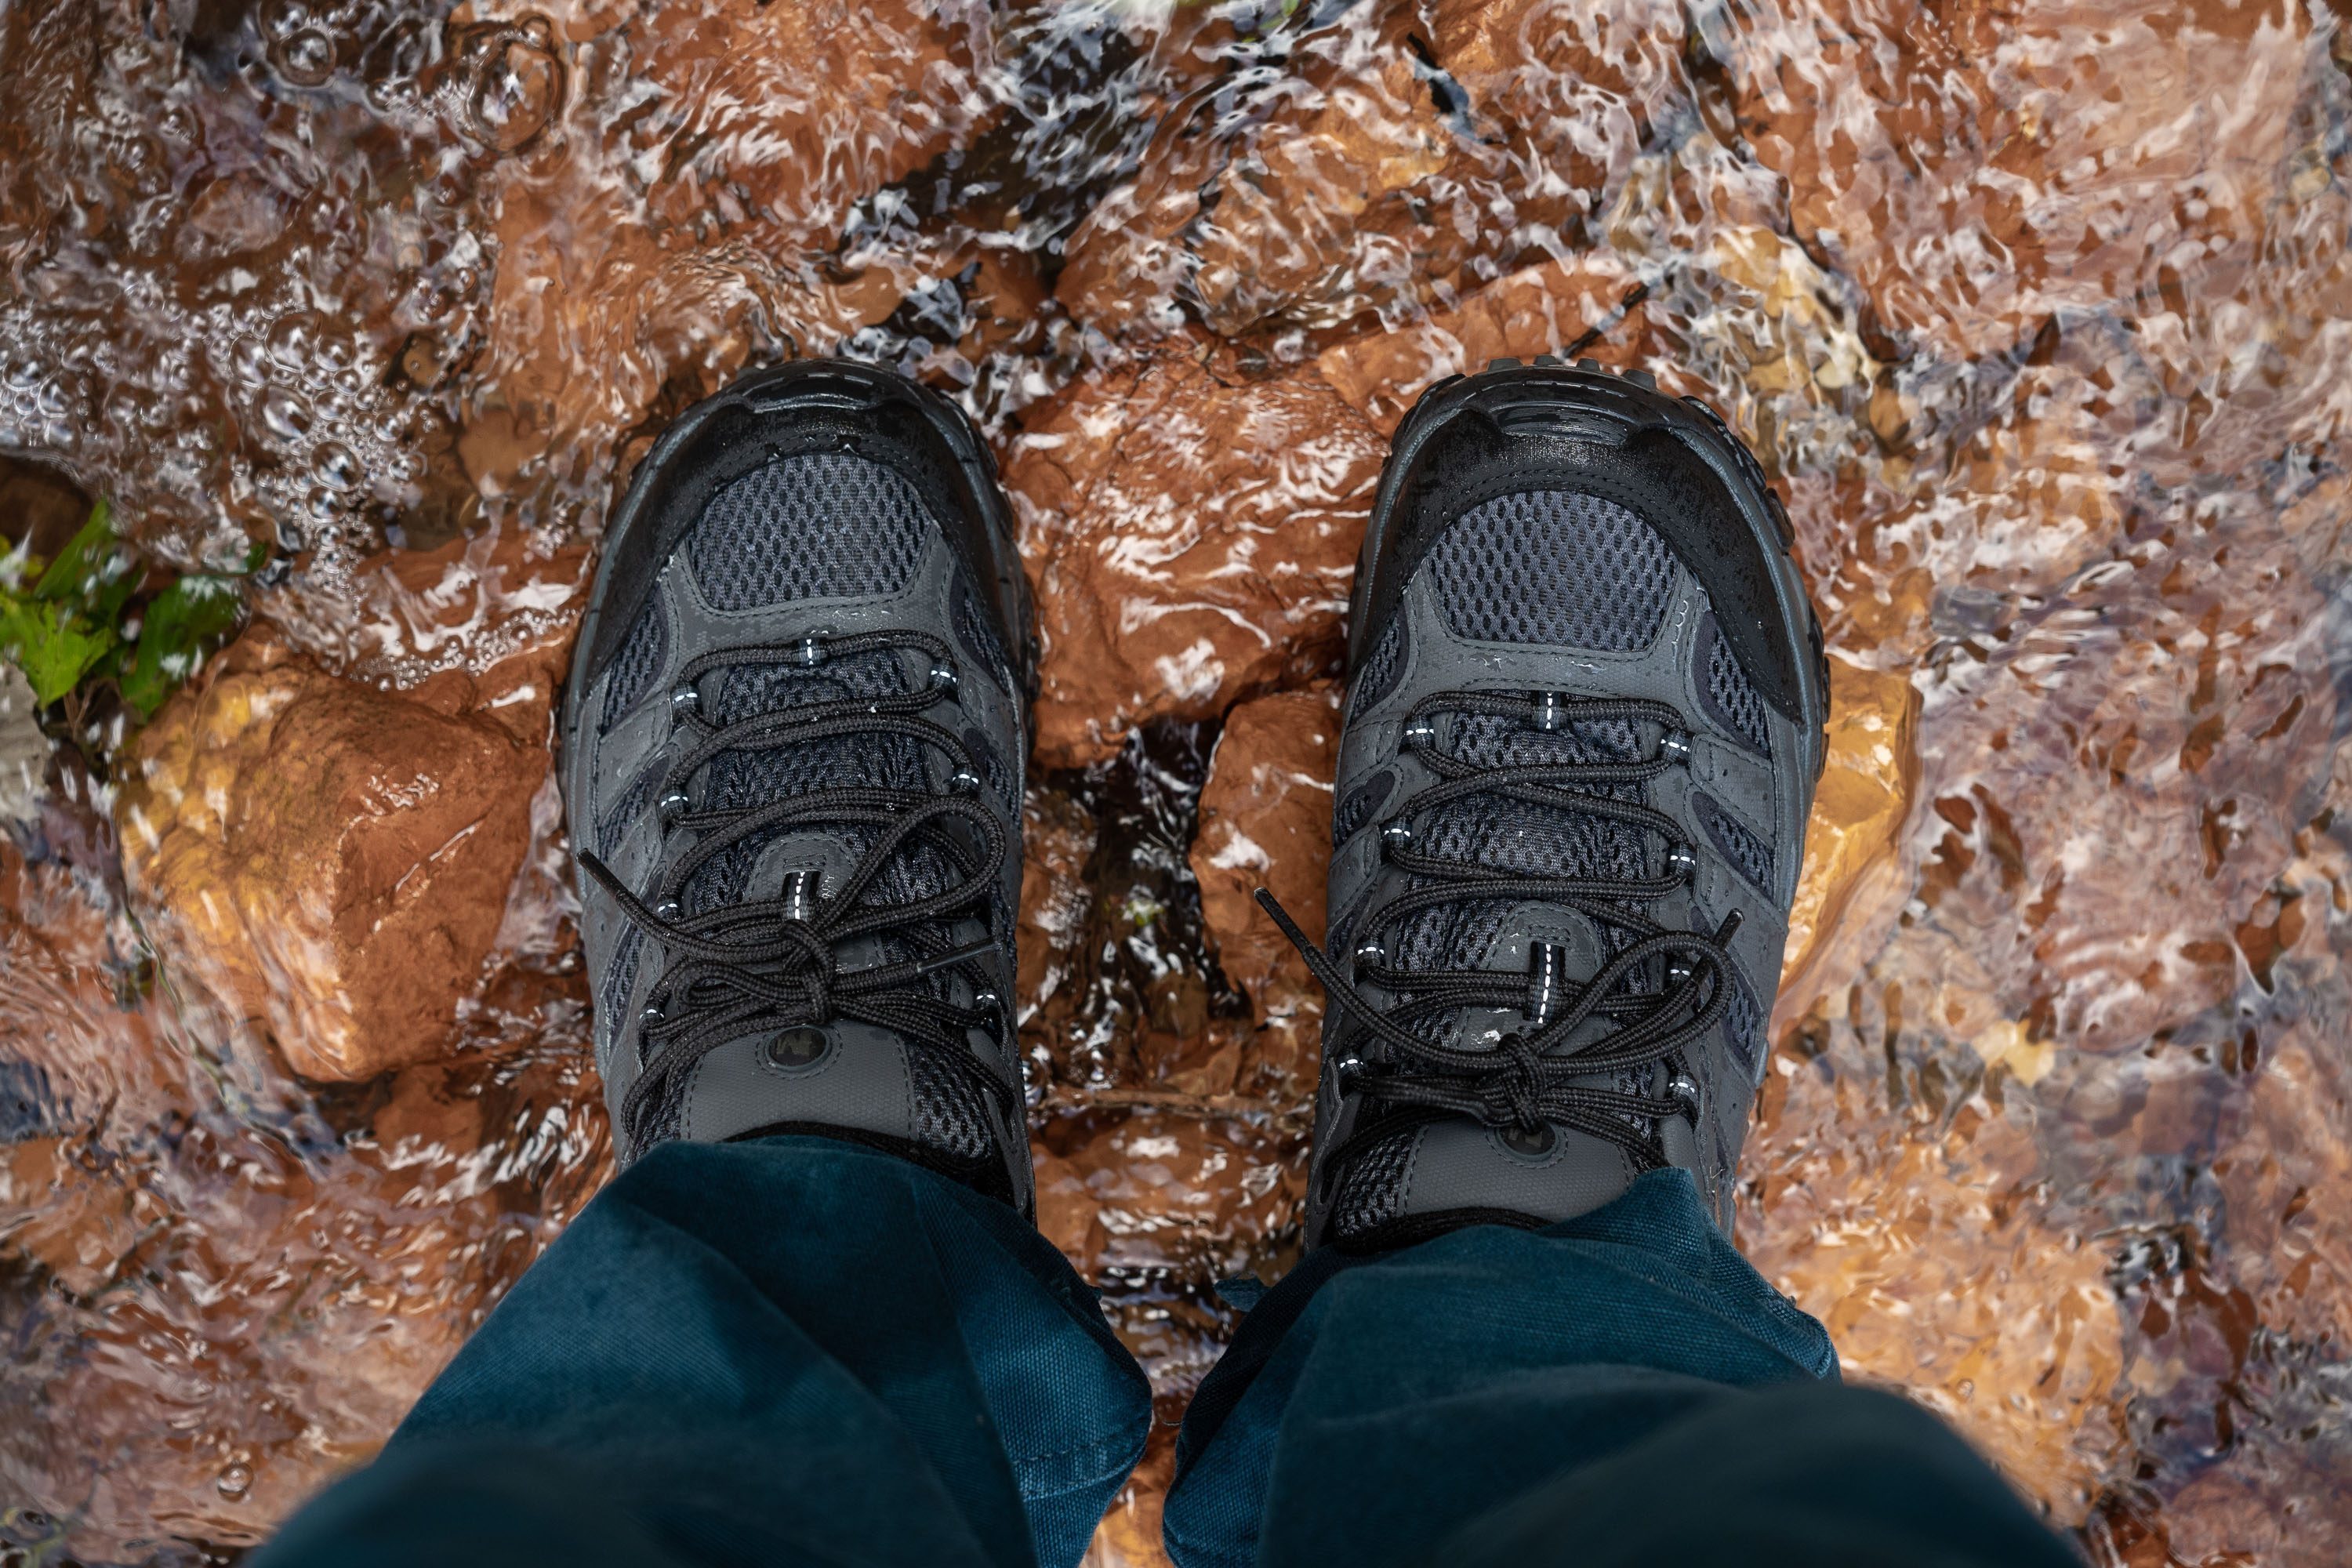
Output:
(648, 642), (997, 1171)
(1391, 710), (1657, 1012)
(681, 646), (944, 917)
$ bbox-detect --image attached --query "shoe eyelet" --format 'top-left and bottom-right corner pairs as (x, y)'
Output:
(947, 768), (983, 796)
(1403, 717), (1437, 747)
(764, 1025), (832, 1071)
(1332, 1053), (1367, 1090)
(1381, 819), (1414, 855)
(653, 898), (683, 921)
(793, 633), (829, 668)
(1498, 1123), (1557, 1159)
(669, 683), (701, 719)
(1352, 937), (1385, 971)
(1531, 692), (1566, 732)
(1667, 844), (1697, 880)
(928, 658), (959, 695)
(1668, 1073), (1702, 1117)
(657, 789), (693, 826)
(1661, 730), (1693, 764)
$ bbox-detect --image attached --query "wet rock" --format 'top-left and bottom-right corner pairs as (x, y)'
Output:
(1016, 786), (1101, 1065)
(1061, 0), (1685, 340)
(474, 0), (993, 503)
(1716, 0), (2314, 359)
(1189, 684), (1341, 1102)
(117, 530), (589, 1082)
(117, 631), (543, 1080)
(1745, 1099), (2128, 1524)
(1034, 1107), (1307, 1308)
(1003, 340), (1385, 768)
(1316, 252), (1653, 432)
(0, 659), (46, 826)
(1775, 656), (1921, 1024)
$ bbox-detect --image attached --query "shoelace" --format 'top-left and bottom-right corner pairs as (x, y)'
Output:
(1258, 691), (1741, 1198)
(579, 629), (1012, 1153)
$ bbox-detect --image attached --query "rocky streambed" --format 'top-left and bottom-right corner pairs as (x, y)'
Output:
(3, 0), (2350, 1562)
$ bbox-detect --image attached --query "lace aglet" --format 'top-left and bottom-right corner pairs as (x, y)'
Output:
(1253, 887), (1316, 954)
(913, 938), (998, 977)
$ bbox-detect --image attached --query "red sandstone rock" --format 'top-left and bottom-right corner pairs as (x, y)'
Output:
(1001, 339), (1385, 768)
(116, 530), (590, 1081)
(470, 0), (993, 491)
(1316, 252), (1657, 432)
(1189, 684), (1341, 1102)
(1033, 1108), (1307, 1292)
(1059, 0), (1684, 341)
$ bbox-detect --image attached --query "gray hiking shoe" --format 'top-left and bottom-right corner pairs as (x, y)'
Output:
(559, 361), (1039, 1211)
(1264, 358), (1831, 1250)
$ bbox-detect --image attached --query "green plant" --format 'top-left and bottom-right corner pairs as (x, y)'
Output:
(0, 499), (248, 719)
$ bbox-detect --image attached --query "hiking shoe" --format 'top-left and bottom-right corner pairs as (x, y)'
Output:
(559, 360), (1039, 1211)
(1264, 358), (1830, 1250)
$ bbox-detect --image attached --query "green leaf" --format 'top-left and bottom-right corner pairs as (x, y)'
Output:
(33, 499), (139, 625)
(0, 592), (119, 703)
(119, 573), (245, 717)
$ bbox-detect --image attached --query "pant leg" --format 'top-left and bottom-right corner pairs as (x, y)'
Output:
(1163, 1167), (2076, 1568)
(255, 1135), (1152, 1568)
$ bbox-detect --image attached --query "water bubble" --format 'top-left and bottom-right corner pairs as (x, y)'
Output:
(4, 358), (42, 390)
(216, 1463), (252, 1501)
(230, 336), (272, 385)
(313, 441), (362, 489)
(463, 32), (564, 154)
(267, 312), (322, 369)
(273, 28), (338, 89)
(306, 485), (343, 519)
(260, 389), (313, 444)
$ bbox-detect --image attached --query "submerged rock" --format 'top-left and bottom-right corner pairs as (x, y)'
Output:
(1189, 684), (1341, 1025)
(118, 630), (545, 1080)
(116, 530), (588, 1082)
(1717, 0), (2312, 360)
(1060, 0), (1686, 342)
(1003, 340), (1384, 768)
(1777, 656), (1922, 1023)
(1316, 252), (1656, 432)
(1189, 684), (1341, 1102)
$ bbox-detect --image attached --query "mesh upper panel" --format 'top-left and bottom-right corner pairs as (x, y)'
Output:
(1349, 615), (1410, 716)
(688, 452), (928, 610)
(908, 1046), (992, 1162)
(1389, 714), (1650, 975)
(1703, 616), (1771, 753)
(601, 925), (643, 1060)
(953, 582), (1011, 695)
(1724, 967), (1764, 1083)
(1697, 793), (1774, 895)
(1428, 491), (1674, 649)
(1331, 768), (1394, 848)
(1331, 1127), (1417, 1238)
(601, 599), (668, 731)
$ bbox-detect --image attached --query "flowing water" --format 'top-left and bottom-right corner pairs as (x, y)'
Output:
(4, 0), (2351, 1561)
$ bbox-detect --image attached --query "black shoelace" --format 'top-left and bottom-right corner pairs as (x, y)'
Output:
(1258, 691), (1740, 1198)
(579, 629), (1012, 1153)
